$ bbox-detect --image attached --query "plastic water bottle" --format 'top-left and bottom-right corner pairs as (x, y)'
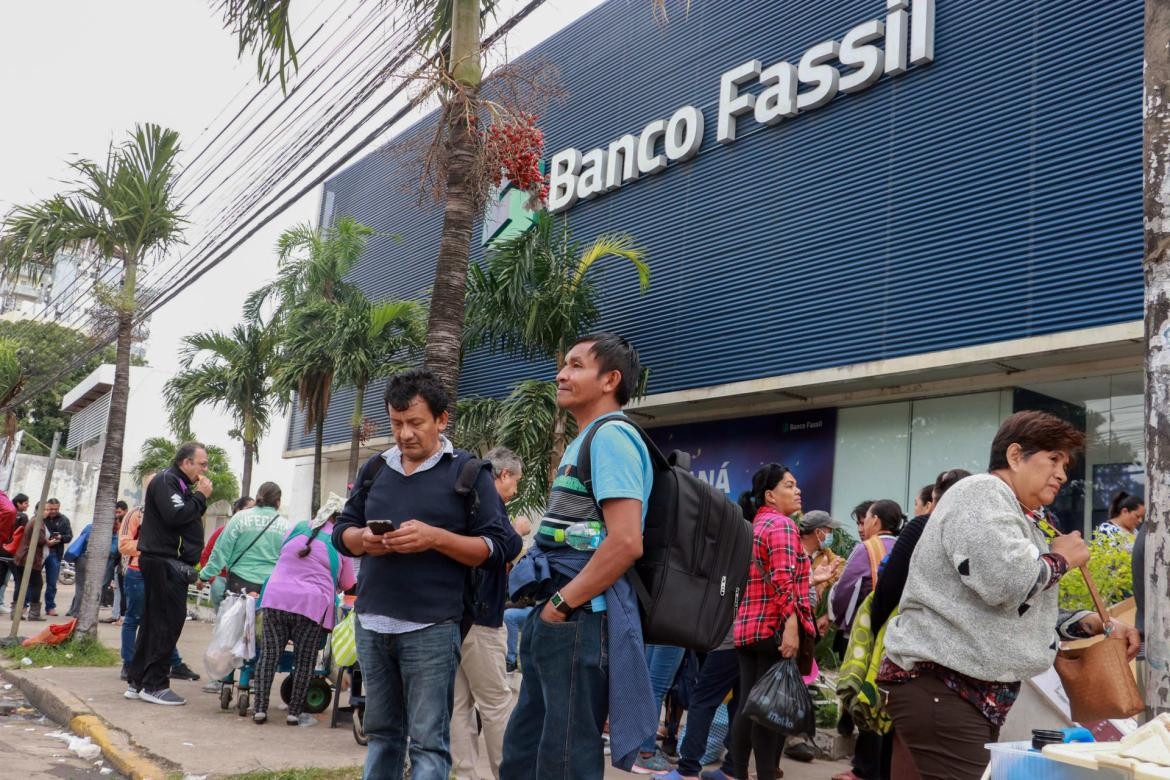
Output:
(563, 521), (605, 550)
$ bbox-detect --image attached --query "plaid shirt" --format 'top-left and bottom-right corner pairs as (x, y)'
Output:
(734, 506), (816, 647)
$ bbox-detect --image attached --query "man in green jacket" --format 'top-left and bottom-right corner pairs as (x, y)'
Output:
(200, 482), (292, 595)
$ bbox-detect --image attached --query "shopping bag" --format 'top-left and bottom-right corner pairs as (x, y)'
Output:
(741, 658), (816, 737)
(204, 592), (249, 680)
(331, 612), (357, 668)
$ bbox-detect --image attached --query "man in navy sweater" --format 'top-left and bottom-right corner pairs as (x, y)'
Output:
(333, 369), (519, 780)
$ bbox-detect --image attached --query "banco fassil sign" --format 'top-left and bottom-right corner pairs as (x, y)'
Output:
(547, 0), (936, 214)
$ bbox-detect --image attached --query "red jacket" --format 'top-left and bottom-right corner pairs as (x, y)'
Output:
(0, 490), (15, 547)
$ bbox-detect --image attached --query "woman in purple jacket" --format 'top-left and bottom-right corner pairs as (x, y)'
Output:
(252, 494), (356, 726)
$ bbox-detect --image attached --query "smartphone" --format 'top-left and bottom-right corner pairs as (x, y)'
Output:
(367, 520), (395, 535)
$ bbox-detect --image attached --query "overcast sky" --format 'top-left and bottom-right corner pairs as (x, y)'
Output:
(0, 0), (605, 493)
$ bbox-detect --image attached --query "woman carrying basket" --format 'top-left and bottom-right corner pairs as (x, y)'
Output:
(252, 492), (355, 726)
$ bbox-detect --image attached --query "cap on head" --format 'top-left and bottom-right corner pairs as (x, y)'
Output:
(798, 510), (837, 534)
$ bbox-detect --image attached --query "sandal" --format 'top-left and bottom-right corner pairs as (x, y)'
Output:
(831, 773), (861, 780)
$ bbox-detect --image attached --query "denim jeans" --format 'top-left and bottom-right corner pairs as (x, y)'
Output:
(121, 567), (182, 668)
(640, 644), (686, 752)
(355, 619), (461, 780)
(43, 553), (60, 610)
(503, 606), (532, 664)
(500, 608), (608, 780)
(677, 648), (739, 776)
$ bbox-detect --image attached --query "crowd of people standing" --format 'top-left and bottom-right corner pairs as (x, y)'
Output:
(0, 329), (1151, 780)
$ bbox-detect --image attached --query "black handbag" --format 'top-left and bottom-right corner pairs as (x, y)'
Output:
(163, 557), (199, 585)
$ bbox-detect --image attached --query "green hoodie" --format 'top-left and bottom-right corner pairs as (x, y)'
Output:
(200, 506), (294, 588)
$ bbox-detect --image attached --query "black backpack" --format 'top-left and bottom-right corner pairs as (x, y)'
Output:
(578, 415), (753, 652)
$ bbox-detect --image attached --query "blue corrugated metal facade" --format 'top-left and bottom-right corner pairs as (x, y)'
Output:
(288, 0), (1143, 452)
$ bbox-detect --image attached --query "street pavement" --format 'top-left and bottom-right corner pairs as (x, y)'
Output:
(0, 687), (121, 778)
(0, 578), (852, 778)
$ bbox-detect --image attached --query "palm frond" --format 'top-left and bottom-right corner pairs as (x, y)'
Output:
(220, 0), (298, 90)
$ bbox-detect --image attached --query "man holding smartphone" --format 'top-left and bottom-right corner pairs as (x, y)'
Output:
(334, 369), (520, 780)
(41, 498), (72, 616)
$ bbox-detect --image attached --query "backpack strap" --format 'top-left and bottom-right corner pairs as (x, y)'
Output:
(575, 413), (669, 497)
(863, 536), (886, 588)
(352, 454), (387, 499)
(454, 457), (489, 526)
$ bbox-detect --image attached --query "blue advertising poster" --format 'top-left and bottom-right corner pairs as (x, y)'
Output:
(647, 408), (837, 512)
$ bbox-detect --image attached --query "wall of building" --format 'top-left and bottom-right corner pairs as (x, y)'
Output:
(8, 453), (142, 527)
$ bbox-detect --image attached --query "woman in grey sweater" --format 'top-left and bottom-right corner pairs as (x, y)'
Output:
(879, 410), (1140, 780)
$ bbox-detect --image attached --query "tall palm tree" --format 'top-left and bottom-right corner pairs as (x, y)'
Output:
(461, 213), (649, 511)
(0, 124), (185, 638)
(133, 434), (240, 507)
(332, 298), (426, 481)
(249, 216), (372, 512)
(164, 319), (284, 497)
(222, 0), (484, 404)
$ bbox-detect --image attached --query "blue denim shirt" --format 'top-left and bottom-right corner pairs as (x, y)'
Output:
(509, 547), (656, 772)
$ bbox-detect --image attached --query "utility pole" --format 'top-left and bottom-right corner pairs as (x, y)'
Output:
(5, 431), (60, 642)
(1143, 0), (1170, 714)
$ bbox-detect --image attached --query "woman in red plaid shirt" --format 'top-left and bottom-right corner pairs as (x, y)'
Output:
(728, 463), (816, 780)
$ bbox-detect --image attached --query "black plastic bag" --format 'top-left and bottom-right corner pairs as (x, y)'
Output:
(742, 658), (816, 737)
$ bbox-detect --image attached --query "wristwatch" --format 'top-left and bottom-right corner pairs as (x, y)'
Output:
(550, 590), (574, 616)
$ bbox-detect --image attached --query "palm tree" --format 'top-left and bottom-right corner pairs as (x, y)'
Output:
(163, 319), (284, 497)
(332, 298), (426, 481)
(133, 434), (240, 507)
(222, 0), (483, 404)
(249, 216), (372, 512)
(0, 124), (185, 638)
(460, 213), (649, 511)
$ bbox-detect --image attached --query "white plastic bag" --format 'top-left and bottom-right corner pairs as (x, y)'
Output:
(204, 593), (250, 680)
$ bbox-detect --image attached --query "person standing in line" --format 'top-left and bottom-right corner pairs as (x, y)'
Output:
(1097, 490), (1145, 547)
(11, 501), (50, 621)
(828, 499), (903, 780)
(501, 333), (657, 779)
(198, 482), (292, 596)
(66, 502), (127, 618)
(40, 498), (72, 616)
(252, 493), (356, 726)
(117, 507), (200, 684)
(126, 442), (212, 706)
(333, 369), (519, 780)
(451, 447), (525, 780)
(729, 464), (816, 780)
(880, 411), (1141, 780)
(0, 490), (18, 614)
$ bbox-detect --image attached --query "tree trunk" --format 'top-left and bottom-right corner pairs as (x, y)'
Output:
(241, 438), (254, 498)
(423, 0), (482, 409)
(1144, 0), (1170, 714)
(347, 382), (366, 486)
(77, 306), (135, 638)
(312, 408), (324, 516)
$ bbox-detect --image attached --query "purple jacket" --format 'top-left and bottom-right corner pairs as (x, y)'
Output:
(829, 533), (897, 632)
(259, 520), (355, 629)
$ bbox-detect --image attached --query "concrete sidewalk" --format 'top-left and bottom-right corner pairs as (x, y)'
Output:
(0, 579), (853, 778)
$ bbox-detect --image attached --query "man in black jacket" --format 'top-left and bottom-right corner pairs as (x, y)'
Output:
(126, 442), (212, 706)
(41, 499), (72, 616)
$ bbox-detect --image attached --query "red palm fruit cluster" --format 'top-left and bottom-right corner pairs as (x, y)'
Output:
(483, 113), (549, 207)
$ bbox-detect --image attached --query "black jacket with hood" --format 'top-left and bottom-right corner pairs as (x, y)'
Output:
(137, 468), (206, 565)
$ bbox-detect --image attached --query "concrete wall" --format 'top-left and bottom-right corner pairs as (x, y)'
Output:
(8, 453), (141, 527)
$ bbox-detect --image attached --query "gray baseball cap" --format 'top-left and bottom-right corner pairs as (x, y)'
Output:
(798, 510), (838, 534)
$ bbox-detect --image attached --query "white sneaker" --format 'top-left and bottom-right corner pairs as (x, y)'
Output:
(0, 603), (11, 614)
(139, 688), (186, 706)
(123, 685), (141, 700)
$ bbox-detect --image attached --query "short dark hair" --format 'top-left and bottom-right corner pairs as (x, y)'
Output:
(12, 493), (27, 505)
(115, 501), (129, 511)
(916, 484), (934, 507)
(384, 368), (449, 417)
(988, 411), (1085, 471)
(172, 441), (206, 470)
(46, 498), (60, 506)
(255, 482), (282, 508)
(233, 496), (253, 513)
(932, 468), (971, 503)
(852, 500), (874, 522)
(574, 332), (641, 406)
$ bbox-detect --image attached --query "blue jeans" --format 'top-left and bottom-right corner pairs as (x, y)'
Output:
(121, 568), (182, 667)
(355, 619), (461, 780)
(678, 648), (739, 776)
(640, 644), (686, 752)
(504, 606), (532, 664)
(43, 553), (60, 610)
(501, 608), (608, 780)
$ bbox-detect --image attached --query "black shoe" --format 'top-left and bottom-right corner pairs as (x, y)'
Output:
(169, 663), (201, 681)
(784, 740), (818, 762)
(661, 737), (679, 763)
(120, 665), (128, 682)
(506, 660), (518, 673)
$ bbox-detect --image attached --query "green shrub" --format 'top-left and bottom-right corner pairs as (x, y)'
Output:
(1059, 532), (1133, 612)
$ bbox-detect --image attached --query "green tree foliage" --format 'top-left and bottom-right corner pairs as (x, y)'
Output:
(132, 434), (239, 507)
(1060, 531), (1135, 612)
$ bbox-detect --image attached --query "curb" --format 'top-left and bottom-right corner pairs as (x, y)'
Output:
(0, 659), (172, 780)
